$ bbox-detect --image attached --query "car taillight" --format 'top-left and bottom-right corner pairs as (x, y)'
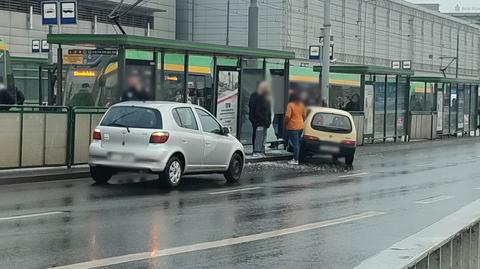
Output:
(303, 135), (319, 141)
(92, 129), (101, 140)
(150, 131), (169, 144)
(341, 140), (356, 146)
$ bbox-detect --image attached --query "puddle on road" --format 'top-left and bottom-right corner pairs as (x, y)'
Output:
(246, 161), (354, 175)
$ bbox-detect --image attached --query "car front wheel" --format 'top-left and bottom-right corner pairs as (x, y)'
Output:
(159, 156), (183, 187)
(224, 152), (243, 182)
(90, 166), (113, 184)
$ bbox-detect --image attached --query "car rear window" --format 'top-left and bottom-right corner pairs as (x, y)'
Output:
(101, 106), (162, 129)
(311, 112), (352, 133)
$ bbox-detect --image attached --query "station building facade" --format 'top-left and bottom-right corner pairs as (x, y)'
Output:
(0, 0), (175, 103)
(176, 0), (480, 79)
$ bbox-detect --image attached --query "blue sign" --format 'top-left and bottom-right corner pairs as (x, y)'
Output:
(309, 46), (320, 60)
(60, 1), (77, 24)
(41, 40), (49, 53)
(32, 40), (40, 53)
(42, 2), (58, 25)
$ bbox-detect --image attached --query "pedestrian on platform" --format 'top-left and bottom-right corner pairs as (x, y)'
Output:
(285, 92), (306, 165)
(249, 81), (272, 157)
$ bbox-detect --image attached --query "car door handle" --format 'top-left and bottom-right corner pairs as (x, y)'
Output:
(205, 142), (211, 146)
(181, 139), (188, 143)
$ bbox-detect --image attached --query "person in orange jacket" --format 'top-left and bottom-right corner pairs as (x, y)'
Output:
(285, 92), (306, 164)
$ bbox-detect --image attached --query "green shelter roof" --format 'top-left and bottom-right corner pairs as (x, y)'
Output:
(47, 34), (295, 60)
(313, 65), (414, 76)
(411, 76), (480, 85)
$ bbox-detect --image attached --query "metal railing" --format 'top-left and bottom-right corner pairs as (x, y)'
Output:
(69, 107), (108, 165)
(0, 105), (69, 169)
(408, 111), (438, 141)
(355, 199), (480, 269)
(350, 112), (365, 146)
(0, 106), (106, 169)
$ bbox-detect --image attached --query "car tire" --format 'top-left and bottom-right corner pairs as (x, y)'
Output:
(224, 152), (243, 183)
(345, 154), (354, 165)
(90, 166), (113, 184)
(159, 156), (183, 188)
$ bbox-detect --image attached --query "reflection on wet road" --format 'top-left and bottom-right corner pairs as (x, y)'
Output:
(1, 139), (480, 268)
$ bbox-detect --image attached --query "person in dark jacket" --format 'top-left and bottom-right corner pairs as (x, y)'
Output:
(249, 81), (272, 157)
(122, 73), (148, 102)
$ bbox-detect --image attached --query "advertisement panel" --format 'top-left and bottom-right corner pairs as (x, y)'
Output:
(364, 84), (374, 135)
(216, 70), (239, 137)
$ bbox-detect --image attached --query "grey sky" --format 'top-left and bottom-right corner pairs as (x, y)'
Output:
(406, 0), (480, 12)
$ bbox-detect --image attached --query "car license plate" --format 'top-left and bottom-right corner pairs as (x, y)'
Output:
(109, 153), (134, 162)
(319, 145), (340, 153)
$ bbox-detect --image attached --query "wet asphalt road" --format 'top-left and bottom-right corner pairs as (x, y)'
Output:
(2, 139), (480, 269)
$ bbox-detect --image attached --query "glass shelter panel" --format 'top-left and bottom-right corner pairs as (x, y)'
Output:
(397, 76), (408, 136)
(450, 84), (458, 133)
(385, 75), (396, 137)
(239, 58), (265, 144)
(374, 75), (386, 139)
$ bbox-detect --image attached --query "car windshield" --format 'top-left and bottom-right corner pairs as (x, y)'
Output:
(311, 112), (352, 133)
(101, 106), (162, 129)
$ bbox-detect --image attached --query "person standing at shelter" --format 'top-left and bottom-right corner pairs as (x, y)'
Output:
(285, 92), (306, 164)
(249, 81), (272, 157)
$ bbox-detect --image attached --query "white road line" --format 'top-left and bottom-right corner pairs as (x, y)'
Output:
(415, 163), (434, 167)
(415, 195), (454, 204)
(338, 172), (368, 178)
(0, 211), (65, 221)
(208, 186), (263, 195)
(50, 211), (385, 269)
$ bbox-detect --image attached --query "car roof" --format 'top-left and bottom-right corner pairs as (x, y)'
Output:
(307, 106), (354, 117)
(111, 101), (202, 110)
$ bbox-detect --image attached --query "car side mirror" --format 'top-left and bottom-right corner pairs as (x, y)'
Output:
(222, 127), (230, 135)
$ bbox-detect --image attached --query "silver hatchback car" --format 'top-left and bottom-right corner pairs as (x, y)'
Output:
(89, 101), (245, 187)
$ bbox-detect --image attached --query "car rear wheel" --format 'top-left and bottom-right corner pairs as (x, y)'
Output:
(159, 156), (183, 187)
(224, 152), (243, 182)
(345, 154), (354, 165)
(90, 166), (113, 184)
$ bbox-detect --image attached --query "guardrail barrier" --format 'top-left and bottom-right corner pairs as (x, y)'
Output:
(70, 107), (108, 165)
(409, 111), (438, 141)
(354, 199), (480, 269)
(0, 105), (69, 169)
(351, 112), (365, 146)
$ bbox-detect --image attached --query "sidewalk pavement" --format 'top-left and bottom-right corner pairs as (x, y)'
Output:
(1, 136), (479, 185)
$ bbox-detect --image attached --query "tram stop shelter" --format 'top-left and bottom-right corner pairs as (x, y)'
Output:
(410, 77), (480, 137)
(314, 65), (414, 143)
(46, 34), (295, 145)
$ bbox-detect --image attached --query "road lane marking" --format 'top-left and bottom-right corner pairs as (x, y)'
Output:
(50, 211), (385, 269)
(0, 211), (65, 221)
(415, 195), (454, 204)
(208, 186), (263, 195)
(415, 163), (434, 167)
(473, 187), (480, 190)
(338, 172), (368, 178)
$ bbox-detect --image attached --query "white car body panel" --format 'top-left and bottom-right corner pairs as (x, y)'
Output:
(89, 101), (244, 175)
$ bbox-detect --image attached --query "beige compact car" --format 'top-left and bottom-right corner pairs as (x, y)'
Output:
(300, 107), (357, 165)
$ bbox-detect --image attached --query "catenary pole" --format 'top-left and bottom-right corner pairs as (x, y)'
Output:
(320, 0), (331, 107)
(248, 0), (258, 48)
